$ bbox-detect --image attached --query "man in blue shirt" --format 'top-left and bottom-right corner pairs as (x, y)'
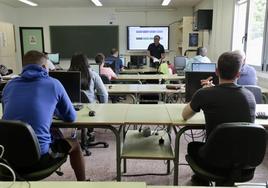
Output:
(2, 51), (85, 181)
(234, 50), (257, 85)
(105, 48), (124, 74)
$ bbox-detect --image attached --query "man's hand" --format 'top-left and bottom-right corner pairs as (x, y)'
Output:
(201, 76), (215, 88)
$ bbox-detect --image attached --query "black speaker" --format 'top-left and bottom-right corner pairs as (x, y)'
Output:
(193, 10), (213, 31)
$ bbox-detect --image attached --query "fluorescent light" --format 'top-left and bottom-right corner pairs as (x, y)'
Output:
(18, 0), (38, 6)
(162, 0), (171, 6)
(91, 0), (103, 6)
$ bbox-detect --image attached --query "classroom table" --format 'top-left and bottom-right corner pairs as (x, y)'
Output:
(121, 67), (157, 74)
(3, 104), (268, 185)
(106, 84), (184, 103)
(116, 74), (185, 84)
(0, 182), (146, 188)
(2, 182), (265, 188)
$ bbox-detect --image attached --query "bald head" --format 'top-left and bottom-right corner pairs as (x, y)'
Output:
(233, 50), (246, 64)
(197, 47), (208, 57)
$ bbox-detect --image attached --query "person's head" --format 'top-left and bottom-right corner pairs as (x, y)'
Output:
(111, 48), (119, 57)
(95, 53), (105, 65)
(216, 51), (243, 82)
(154, 35), (160, 45)
(69, 53), (91, 90)
(23, 50), (48, 70)
(233, 50), (246, 65)
(197, 47), (208, 57)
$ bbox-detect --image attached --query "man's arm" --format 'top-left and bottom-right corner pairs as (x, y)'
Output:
(182, 103), (196, 121)
(160, 53), (165, 61)
(147, 50), (154, 60)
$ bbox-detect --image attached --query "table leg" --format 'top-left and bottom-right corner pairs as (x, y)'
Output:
(173, 125), (204, 185)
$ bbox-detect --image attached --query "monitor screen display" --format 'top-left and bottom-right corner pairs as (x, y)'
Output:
(47, 53), (60, 65)
(192, 63), (216, 72)
(185, 72), (219, 102)
(49, 71), (81, 103)
(127, 26), (169, 50)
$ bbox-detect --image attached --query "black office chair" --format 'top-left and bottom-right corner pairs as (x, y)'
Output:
(80, 91), (109, 155)
(186, 123), (267, 186)
(0, 120), (67, 181)
(244, 85), (267, 104)
(100, 74), (111, 84)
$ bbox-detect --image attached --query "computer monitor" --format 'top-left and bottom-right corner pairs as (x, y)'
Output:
(90, 63), (100, 74)
(130, 55), (146, 68)
(174, 56), (186, 70)
(192, 63), (216, 72)
(185, 71), (219, 102)
(47, 53), (60, 65)
(120, 56), (125, 66)
(49, 71), (81, 103)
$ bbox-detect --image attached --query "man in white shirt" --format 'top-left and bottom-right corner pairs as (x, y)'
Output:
(185, 47), (211, 71)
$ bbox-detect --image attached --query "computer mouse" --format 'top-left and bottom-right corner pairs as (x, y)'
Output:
(88, 110), (96, 117)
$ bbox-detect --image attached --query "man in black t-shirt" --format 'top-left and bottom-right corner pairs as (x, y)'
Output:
(182, 51), (256, 185)
(147, 35), (165, 68)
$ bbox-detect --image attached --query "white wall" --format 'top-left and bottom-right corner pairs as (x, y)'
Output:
(194, 0), (235, 62)
(14, 7), (192, 69)
(0, 3), (19, 73)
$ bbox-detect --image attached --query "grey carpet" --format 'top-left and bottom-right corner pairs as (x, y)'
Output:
(44, 128), (268, 185)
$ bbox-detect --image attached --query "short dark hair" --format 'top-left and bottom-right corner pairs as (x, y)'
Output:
(95, 53), (105, 64)
(23, 50), (47, 67)
(111, 48), (118, 55)
(217, 52), (243, 80)
(154, 35), (160, 40)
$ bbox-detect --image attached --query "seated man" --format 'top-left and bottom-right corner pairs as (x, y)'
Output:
(105, 48), (124, 74)
(2, 51), (86, 181)
(185, 47), (211, 71)
(95, 53), (117, 80)
(182, 51), (256, 185)
(234, 50), (257, 85)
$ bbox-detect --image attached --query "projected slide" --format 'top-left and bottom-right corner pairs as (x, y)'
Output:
(127, 26), (169, 50)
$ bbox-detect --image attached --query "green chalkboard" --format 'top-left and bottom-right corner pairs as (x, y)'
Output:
(50, 26), (119, 59)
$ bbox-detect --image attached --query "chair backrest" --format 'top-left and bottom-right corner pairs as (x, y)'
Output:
(100, 74), (111, 84)
(0, 120), (41, 168)
(200, 123), (267, 169)
(80, 90), (90, 103)
(243, 85), (263, 104)
(174, 56), (186, 70)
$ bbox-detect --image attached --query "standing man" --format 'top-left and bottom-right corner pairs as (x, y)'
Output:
(147, 35), (165, 68)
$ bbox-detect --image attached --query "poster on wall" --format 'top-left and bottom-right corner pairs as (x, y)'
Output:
(19, 27), (44, 57)
(189, 33), (199, 47)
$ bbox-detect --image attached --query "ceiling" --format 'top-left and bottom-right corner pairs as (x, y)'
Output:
(0, 0), (202, 8)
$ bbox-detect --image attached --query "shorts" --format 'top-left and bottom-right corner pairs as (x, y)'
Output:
(16, 139), (71, 173)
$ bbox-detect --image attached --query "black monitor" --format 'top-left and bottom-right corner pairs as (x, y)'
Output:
(174, 56), (186, 70)
(192, 63), (216, 72)
(49, 71), (81, 103)
(130, 55), (146, 68)
(47, 53), (60, 65)
(185, 71), (219, 102)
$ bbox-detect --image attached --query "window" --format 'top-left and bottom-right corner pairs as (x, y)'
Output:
(232, 0), (267, 69)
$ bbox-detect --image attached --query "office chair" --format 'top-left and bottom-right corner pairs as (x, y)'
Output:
(244, 85), (267, 104)
(80, 91), (109, 156)
(100, 74), (111, 84)
(186, 123), (267, 186)
(174, 56), (186, 76)
(0, 120), (67, 181)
